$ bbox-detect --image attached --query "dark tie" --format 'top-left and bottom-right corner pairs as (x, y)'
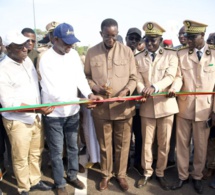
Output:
(151, 53), (156, 62)
(197, 51), (202, 61)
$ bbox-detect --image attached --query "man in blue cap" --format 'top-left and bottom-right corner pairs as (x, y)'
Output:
(39, 23), (103, 195)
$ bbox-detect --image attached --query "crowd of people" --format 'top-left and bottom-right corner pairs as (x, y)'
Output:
(0, 18), (215, 195)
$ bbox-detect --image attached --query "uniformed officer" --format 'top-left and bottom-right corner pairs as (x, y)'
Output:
(136, 22), (178, 190)
(169, 20), (215, 194)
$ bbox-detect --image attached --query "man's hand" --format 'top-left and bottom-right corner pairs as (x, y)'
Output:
(87, 93), (103, 109)
(116, 88), (130, 102)
(118, 88), (130, 97)
(20, 103), (54, 115)
(167, 88), (176, 98)
(137, 97), (147, 103)
(38, 107), (55, 115)
(92, 85), (111, 96)
(142, 86), (155, 98)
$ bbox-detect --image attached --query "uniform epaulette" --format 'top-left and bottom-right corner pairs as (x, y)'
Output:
(163, 47), (177, 51)
(178, 46), (189, 51)
(209, 45), (215, 50)
(134, 49), (145, 56)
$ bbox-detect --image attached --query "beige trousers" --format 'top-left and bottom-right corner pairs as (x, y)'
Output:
(93, 117), (132, 179)
(3, 117), (44, 193)
(176, 116), (210, 180)
(141, 115), (173, 177)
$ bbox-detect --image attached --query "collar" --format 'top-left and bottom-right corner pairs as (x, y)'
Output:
(101, 41), (117, 52)
(6, 55), (23, 66)
(195, 45), (205, 53)
(147, 46), (162, 56)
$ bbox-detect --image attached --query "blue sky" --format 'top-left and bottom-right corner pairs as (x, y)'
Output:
(0, 0), (215, 46)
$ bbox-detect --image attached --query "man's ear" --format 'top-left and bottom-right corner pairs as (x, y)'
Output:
(54, 37), (58, 42)
(201, 32), (205, 38)
(100, 31), (103, 37)
(160, 37), (163, 44)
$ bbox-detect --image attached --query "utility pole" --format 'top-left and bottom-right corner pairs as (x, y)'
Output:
(32, 0), (37, 48)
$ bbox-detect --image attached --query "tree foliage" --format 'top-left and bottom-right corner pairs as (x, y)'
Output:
(75, 46), (89, 55)
(35, 29), (46, 35)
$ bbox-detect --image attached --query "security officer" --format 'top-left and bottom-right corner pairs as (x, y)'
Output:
(169, 20), (215, 194)
(136, 22), (178, 190)
(125, 27), (144, 176)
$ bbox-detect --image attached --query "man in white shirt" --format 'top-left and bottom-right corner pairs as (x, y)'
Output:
(0, 31), (54, 195)
(39, 23), (102, 195)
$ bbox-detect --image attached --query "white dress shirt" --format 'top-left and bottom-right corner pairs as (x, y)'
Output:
(0, 56), (41, 124)
(39, 48), (92, 117)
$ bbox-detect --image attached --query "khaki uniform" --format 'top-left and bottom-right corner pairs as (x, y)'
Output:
(84, 41), (136, 178)
(171, 44), (215, 180)
(28, 49), (38, 68)
(136, 47), (178, 177)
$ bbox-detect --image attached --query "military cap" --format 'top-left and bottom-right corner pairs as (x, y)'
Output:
(183, 20), (208, 34)
(143, 22), (165, 36)
(46, 21), (60, 32)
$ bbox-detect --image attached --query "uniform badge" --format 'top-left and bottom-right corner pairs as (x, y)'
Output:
(159, 49), (163, 54)
(185, 21), (191, 28)
(206, 50), (211, 55)
(145, 51), (148, 56)
(189, 50), (193, 54)
(147, 23), (153, 30)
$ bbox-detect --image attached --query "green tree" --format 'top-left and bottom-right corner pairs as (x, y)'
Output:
(35, 29), (46, 36)
(75, 46), (89, 55)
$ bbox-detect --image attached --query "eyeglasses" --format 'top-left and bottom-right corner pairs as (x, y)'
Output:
(102, 33), (118, 40)
(184, 34), (200, 40)
(128, 36), (140, 42)
(27, 39), (36, 43)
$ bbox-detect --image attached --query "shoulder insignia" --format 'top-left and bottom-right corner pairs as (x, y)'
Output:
(163, 47), (177, 51)
(159, 48), (163, 54)
(209, 45), (215, 50)
(206, 49), (211, 55)
(134, 49), (145, 57)
(188, 49), (193, 55)
(144, 50), (148, 56)
(177, 46), (189, 51)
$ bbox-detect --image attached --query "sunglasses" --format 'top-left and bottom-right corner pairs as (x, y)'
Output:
(184, 33), (200, 40)
(128, 36), (140, 42)
(102, 34), (118, 40)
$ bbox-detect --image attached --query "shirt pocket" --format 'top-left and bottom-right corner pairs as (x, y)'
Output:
(156, 64), (169, 80)
(203, 66), (215, 73)
(113, 59), (128, 78)
(90, 61), (104, 79)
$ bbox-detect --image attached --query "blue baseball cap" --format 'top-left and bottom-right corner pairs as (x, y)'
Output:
(53, 23), (80, 45)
